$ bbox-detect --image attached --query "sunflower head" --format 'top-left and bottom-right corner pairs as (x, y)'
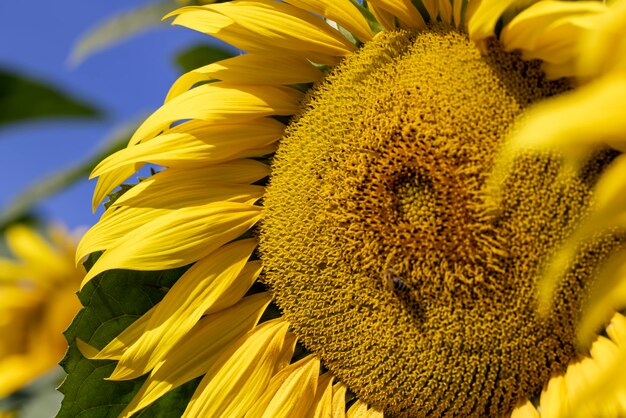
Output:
(260, 25), (622, 417)
(74, 1), (626, 417)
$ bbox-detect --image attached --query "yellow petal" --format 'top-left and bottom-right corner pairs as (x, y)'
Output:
(367, 0), (426, 30)
(285, 0), (374, 43)
(0, 355), (53, 398)
(510, 400), (540, 418)
(91, 131), (273, 211)
(81, 202), (262, 287)
(118, 292), (271, 417)
(205, 260), (263, 314)
(92, 164), (141, 212)
(421, 0), (438, 21)
(107, 239), (257, 380)
(115, 181), (263, 211)
(346, 400), (368, 418)
(47, 224), (78, 258)
(504, 74), (626, 156)
(568, 334), (626, 418)
(274, 332), (298, 373)
(437, 0), (452, 24)
(468, 0), (535, 44)
(578, 0), (626, 79)
(79, 262), (261, 362)
(4, 225), (68, 282)
(182, 318), (292, 417)
(169, 1), (355, 59)
(540, 374), (569, 418)
(367, 4), (397, 31)
(331, 381), (347, 418)
(367, 409), (384, 418)
(576, 250), (626, 349)
(129, 83), (300, 148)
(77, 182), (261, 261)
(111, 164), (266, 209)
(246, 355), (320, 418)
(77, 207), (167, 263)
(500, 1), (606, 79)
(537, 322), (626, 418)
(92, 117), (283, 179)
(606, 312), (626, 346)
(166, 55), (323, 102)
(501, 1), (605, 55)
(0, 260), (26, 283)
(590, 153), (626, 232)
(453, 0), (464, 26)
(306, 372), (334, 418)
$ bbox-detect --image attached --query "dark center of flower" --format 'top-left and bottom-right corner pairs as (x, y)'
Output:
(259, 29), (618, 417)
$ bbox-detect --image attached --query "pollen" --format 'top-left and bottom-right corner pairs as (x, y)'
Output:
(259, 29), (620, 417)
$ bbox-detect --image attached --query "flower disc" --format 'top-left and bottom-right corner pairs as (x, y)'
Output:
(260, 29), (618, 417)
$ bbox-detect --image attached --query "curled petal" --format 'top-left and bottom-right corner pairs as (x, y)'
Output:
(367, 0), (426, 30)
(182, 319), (292, 417)
(468, 0), (535, 45)
(306, 372), (334, 418)
(331, 382), (347, 418)
(117, 293), (271, 417)
(81, 202), (262, 287)
(93, 119), (282, 177)
(107, 239), (257, 380)
(510, 400), (540, 418)
(578, 0), (626, 79)
(78, 182), (262, 262)
(169, 0), (355, 60)
(285, 0), (374, 43)
(128, 83), (301, 147)
(166, 55), (323, 102)
(245, 355), (320, 417)
(500, 1), (606, 79)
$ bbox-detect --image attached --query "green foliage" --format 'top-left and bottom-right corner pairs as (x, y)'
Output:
(58, 255), (197, 417)
(175, 44), (236, 73)
(0, 69), (99, 126)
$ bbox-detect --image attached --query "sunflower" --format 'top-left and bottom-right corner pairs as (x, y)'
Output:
(0, 225), (83, 398)
(76, 0), (626, 416)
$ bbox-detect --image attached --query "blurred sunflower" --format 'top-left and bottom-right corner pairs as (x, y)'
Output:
(77, 0), (626, 417)
(0, 225), (83, 398)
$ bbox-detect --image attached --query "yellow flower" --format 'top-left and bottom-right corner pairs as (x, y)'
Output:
(78, 0), (626, 416)
(0, 225), (84, 397)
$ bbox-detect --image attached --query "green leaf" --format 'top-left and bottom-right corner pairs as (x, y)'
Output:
(0, 69), (99, 126)
(174, 44), (236, 73)
(69, 0), (182, 65)
(0, 120), (140, 230)
(58, 255), (197, 417)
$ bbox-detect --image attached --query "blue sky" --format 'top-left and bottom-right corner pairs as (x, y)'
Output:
(0, 1), (215, 229)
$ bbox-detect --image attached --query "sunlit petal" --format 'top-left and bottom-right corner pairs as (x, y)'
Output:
(367, 0), (426, 30)
(169, 0), (355, 59)
(306, 372), (334, 418)
(246, 355), (320, 417)
(182, 319), (292, 417)
(118, 293), (271, 417)
(500, 1), (606, 79)
(128, 83), (301, 147)
(166, 55), (323, 102)
(285, 0), (374, 43)
(82, 202), (262, 287)
(468, 0), (535, 44)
